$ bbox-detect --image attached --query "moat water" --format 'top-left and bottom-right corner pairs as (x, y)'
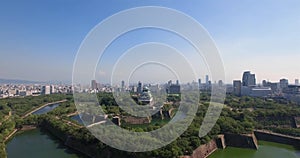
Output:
(6, 129), (84, 158)
(209, 140), (300, 158)
(71, 114), (84, 125)
(6, 104), (300, 158)
(32, 103), (59, 115)
(6, 129), (300, 158)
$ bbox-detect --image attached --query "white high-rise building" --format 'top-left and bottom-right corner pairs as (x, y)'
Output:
(50, 85), (55, 94)
(41, 85), (51, 95)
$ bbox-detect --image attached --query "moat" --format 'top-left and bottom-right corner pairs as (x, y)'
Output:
(2, 94), (300, 158)
(209, 141), (300, 158)
(6, 128), (300, 158)
(6, 129), (84, 158)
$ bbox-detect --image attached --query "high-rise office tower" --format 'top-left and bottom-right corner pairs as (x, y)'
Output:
(279, 79), (289, 89)
(218, 80), (223, 86)
(242, 71), (256, 86)
(205, 75), (209, 85)
(137, 81), (142, 94)
(233, 80), (242, 96)
(91, 80), (97, 90)
(295, 79), (299, 85)
(121, 80), (125, 91)
(41, 85), (51, 95)
(198, 78), (201, 88)
(262, 80), (267, 87)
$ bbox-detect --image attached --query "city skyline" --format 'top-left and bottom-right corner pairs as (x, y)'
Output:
(1, 69), (300, 86)
(1, 1), (300, 83)
(2, 1), (300, 157)
(1, 69), (300, 99)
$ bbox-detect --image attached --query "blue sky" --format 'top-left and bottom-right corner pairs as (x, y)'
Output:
(1, 0), (300, 84)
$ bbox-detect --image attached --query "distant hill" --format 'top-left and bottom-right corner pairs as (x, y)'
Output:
(0, 78), (44, 84)
(0, 78), (71, 85)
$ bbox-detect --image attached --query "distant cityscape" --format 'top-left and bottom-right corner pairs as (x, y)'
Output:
(1, 70), (300, 104)
(0, 84), (73, 98)
(231, 71), (300, 102)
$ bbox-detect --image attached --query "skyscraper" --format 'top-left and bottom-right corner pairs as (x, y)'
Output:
(262, 80), (267, 87)
(168, 80), (172, 86)
(205, 75), (209, 85)
(295, 79), (299, 85)
(198, 78), (201, 88)
(279, 79), (288, 89)
(218, 80), (223, 86)
(233, 80), (242, 96)
(91, 80), (97, 90)
(137, 81), (142, 94)
(41, 85), (51, 95)
(242, 71), (256, 86)
(50, 85), (55, 94)
(121, 80), (125, 91)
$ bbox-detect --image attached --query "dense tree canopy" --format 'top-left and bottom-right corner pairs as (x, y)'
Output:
(1, 92), (300, 158)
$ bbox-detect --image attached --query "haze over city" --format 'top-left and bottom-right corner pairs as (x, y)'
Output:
(1, 0), (300, 84)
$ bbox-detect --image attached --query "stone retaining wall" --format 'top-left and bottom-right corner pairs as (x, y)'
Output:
(254, 130), (300, 148)
(224, 133), (258, 149)
(180, 139), (218, 158)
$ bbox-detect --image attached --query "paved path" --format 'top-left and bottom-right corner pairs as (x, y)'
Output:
(86, 121), (106, 128)
(254, 129), (300, 140)
(66, 111), (78, 117)
(4, 129), (18, 143)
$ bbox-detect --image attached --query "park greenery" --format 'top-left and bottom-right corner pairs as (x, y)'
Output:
(0, 92), (300, 157)
(0, 94), (72, 158)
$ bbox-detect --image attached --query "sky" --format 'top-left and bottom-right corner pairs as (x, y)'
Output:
(1, 0), (300, 84)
